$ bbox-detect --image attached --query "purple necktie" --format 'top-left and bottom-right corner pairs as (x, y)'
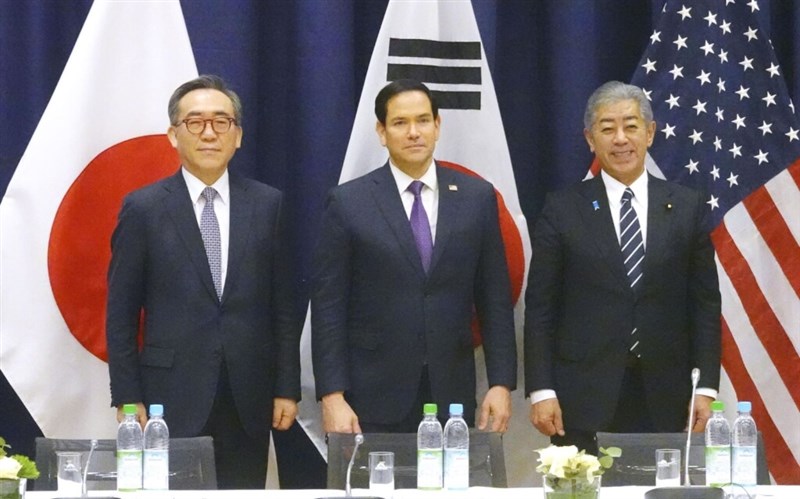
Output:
(408, 180), (433, 273)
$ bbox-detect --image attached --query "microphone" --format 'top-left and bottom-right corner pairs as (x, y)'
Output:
(645, 368), (723, 498)
(345, 433), (364, 497)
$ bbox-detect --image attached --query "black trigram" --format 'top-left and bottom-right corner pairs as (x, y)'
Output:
(387, 38), (481, 110)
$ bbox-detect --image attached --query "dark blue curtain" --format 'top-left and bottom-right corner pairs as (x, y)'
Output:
(2, 0), (798, 487)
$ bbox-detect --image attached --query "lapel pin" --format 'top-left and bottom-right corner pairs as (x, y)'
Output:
(449, 184), (458, 191)
(592, 200), (600, 211)
(666, 203), (673, 210)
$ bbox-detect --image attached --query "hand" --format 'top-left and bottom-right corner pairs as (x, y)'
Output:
(530, 398), (564, 437)
(321, 392), (362, 434)
(687, 395), (714, 432)
(116, 402), (148, 429)
(478, 385), (512, 433)
(272, 397), (298, 430)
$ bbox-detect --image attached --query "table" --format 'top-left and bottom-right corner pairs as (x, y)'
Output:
(25, 485), (800, 499)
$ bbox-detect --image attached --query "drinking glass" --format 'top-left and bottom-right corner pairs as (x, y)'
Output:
(368, 451), (394, 497)
(56, 451), (83, 495)
(655, 448), (681, 487)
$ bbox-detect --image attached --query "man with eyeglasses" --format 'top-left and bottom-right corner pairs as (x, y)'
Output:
(106, 75), (300, 488)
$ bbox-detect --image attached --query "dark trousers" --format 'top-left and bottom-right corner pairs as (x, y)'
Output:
(201, 363), (268, 489)
(553, 360), (655, 456)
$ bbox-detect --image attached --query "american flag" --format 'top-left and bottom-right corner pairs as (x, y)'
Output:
(619, 0), (799, 483)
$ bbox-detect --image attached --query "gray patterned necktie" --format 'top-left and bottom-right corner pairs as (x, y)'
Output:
(200, 187), (222, 299)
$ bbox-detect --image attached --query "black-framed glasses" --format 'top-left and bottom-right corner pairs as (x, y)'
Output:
(179, 117), (237, 134)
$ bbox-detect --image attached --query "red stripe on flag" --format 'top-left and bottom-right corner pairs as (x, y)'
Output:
(742, 187), (800, 299)
(788, 159), (800, 188)
(721, 317), (800, 483)
(711, 223), (800, 410)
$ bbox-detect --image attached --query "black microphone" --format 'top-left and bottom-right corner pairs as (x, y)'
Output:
(645, 368), (724, 499)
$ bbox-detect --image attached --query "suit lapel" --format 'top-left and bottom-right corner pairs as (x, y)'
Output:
(429, 164), (459, 274)
(162, 172), (219, 301)
(642, 176), (674, 287)
(224, 174), (253, 303)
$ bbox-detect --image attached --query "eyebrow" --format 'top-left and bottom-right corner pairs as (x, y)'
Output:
(183, 110), (233, 118)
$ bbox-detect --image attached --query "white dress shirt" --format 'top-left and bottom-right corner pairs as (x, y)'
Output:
(182, 167), (230, 291)
(388, 159), (439, 243)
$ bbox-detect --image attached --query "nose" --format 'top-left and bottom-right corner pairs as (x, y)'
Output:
(407, 122), (420, 138)
(200, 121), (217, 138)
(612, 126), (627, 144)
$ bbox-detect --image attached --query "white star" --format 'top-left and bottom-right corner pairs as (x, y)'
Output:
(739, 56), (754, 71)
(696, 70), (712, 85)
(725, 0), (735, 5)
(748, 0), (760, 12)
(669, 64), (685, 80)
(718, 49), (729, 63)
(717, 77), (726, 93)
(732, 114), (747, 129)
(762, 92), (777, 106)
(727, 172), (739, 187)
(729, 143), (742, 158)
(707, 195), (720, 210)
(786, 127), (799, 141)
(650, 30), (662, 43)
(661, 123), (676, 139)
(791, 101), (796, 114)
(704, 11), (718, 26)
(666, 94), (680, 109)
(744, 27), (758, 41)
(673, 35), (689, 50)
(735, 85), (750, 100)
(758, 121), (773, 135)
(754, 150), (769, 164)
(714, 136), (723, 151)
(685, 159), (700, 174)
(700, 40), (715, 56)
(693, 100), (708, 115)
(642, 88), (653, 101)
(689, 129), (704, 144)
(715, 107), (724, 122)
(720, 20), (732, 34)
(766, 62), (780, 77)
(678, 5), (692, 20)
(710, 165), (721, 180)
(642, 58), (657, 73)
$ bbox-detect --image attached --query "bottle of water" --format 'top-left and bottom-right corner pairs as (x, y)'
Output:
(704, 400), (731, 487)
(417, 403), (443, 490)
(732, 401), (757, 496)
(443, 403), (469, 490)
(116, 403), (143, 491)
(143, 403), (170, 490)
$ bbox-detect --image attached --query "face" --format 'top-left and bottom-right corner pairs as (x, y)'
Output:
(376, 90), (440, 177)
(583, 98), (655, 185)
(167, 88), (242, 185)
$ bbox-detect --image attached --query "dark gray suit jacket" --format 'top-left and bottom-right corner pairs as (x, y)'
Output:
(106, 170), (299, 440)
(524, 174), (721, 432)
(311, 163), (517, 425)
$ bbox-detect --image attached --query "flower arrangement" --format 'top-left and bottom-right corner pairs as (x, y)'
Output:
(0, 437), (39, 499)
(536, 444), (620, 499)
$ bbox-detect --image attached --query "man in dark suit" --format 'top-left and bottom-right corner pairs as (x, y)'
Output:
(525, 81), (721, 454)
(311, 79), (517, 434)
(106, 75), (300, 488)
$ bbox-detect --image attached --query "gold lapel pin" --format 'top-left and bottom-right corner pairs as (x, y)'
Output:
(449, 184), (458, 191)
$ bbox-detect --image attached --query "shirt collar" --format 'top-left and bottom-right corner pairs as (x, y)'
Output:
(388, 159), (438, 194)
(601, 168), (648, 202)
(182, 167), (230, 205)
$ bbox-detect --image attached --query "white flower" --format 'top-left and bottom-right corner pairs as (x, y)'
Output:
(536, 445), (580, 478)
(0, 456), (22, 479)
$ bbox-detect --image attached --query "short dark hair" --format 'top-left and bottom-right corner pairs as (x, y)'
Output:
(374, 79), (438, 125)
(168, 74), (243, 125)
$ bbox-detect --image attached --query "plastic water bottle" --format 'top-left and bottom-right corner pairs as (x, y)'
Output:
(443, 403), (469, 490)
(732, 401), (757, 496)
(704, 400), (731, 487)
(143, 403), (170, 490)
(417, 403), (443, 490)
(116, 403), (143, 491)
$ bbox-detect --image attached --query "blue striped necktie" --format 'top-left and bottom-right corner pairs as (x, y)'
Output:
(620, 187), (644, 356)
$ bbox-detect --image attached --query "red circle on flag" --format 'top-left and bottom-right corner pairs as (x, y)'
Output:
(48, 135), (180, 361)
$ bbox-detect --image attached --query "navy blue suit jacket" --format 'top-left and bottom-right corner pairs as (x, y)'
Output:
(524, 174), (721, 432)
(311, 163), (517, 425)
(106, 170), (299, 440)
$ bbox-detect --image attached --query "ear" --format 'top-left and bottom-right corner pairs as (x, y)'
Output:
(583, 128), (595, 153)
(433, 114), (441, 142)
(646, 120), (656, 147)
(234, 126), (243, 149)
(376, 120), (387, 147)
(167, 126), (178, 147)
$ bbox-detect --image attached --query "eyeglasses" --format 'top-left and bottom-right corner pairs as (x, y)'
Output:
(178, 117), (237, 135)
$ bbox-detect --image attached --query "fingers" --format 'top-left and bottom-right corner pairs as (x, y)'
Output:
(272, 398), (298, 430)
(531, 399), (564, 437)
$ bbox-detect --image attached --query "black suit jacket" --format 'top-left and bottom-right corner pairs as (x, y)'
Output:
(106, 170), (299, 440)
(311, 163), (517, 425)
(524, 174), (721, 431)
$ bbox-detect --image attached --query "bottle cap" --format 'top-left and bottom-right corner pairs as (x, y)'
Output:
(123, 404), (137, 415)
(149, 404), (164, 417)
(711, 400), (724, 412)
(449, 403), (464, 416)
(423, 403), (438, 415)
(737, 401), (751, 413)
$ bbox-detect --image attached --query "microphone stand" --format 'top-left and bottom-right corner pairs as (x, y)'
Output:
(316, 433), (382, 499)
(54, 439), (121, 499)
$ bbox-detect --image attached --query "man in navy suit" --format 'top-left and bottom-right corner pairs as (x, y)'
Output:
(525, 81), (721, 454)
(311, 79), (517, 434)
(106, 75), (300, 488)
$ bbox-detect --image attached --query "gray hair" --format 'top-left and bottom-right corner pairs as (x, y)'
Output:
(583, 81), (653, 130)
(168, 74), (243, 125)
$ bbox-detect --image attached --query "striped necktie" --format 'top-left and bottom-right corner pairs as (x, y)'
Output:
(620, 187), (644, 356)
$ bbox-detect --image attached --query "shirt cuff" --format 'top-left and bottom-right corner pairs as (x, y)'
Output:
(530, 389), (557, 404)
(696, 388), (718, 399)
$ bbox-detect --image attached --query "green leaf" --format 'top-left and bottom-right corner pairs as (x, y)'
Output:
(598, 455), (614, 469)
(599, 446), (622, 458)
(13, 455), (40, 480)
(0, 437), (8, 458)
